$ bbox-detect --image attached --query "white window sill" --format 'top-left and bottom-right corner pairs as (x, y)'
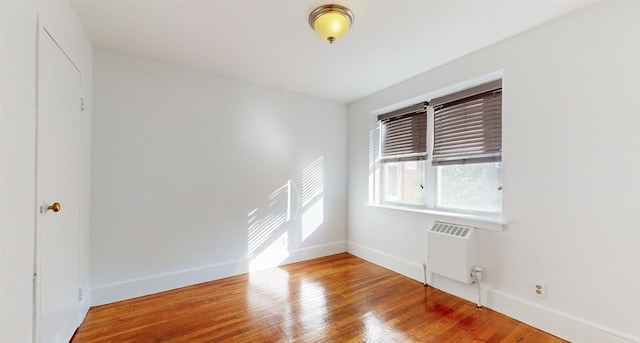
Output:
(368, 203), (505, 231)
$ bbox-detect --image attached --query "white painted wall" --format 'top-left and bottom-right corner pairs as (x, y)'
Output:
(347, 1), (640, 342)
(1, 1), (38, 341)
(90, 48), (348, 304)
(0, 0), (92, 341)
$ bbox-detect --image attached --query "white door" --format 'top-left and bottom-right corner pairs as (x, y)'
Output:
(35, 28), (82, 343)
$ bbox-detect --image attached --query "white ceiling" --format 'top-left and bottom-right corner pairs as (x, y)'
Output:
(70, 0), (597, 104)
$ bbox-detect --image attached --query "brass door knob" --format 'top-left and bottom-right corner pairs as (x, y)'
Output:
(47, 202), (61, 212)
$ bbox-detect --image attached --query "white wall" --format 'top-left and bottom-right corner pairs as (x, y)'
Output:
(1, 1), (38, 341)
(0, 0), (93, 341)
(347, 1), (640, 342)
(90, 48), (348, 304)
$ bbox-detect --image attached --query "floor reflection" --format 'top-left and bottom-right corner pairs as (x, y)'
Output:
(72, 254), (560, 343)
(297, 280), (329, 337)
(244, 258), (411, 343)
(247, 268), (331, 341)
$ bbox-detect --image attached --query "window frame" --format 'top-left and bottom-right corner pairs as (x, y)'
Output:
(379, 159), (427, 208)
(370, 72), (504, 219)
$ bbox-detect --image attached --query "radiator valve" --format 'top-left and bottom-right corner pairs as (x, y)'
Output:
(471, 267), (483, 282)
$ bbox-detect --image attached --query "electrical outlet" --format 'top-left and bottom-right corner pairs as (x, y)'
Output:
(532, 282), (546, 298)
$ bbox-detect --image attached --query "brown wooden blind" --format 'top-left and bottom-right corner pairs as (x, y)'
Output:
(378, 102), (428, 163)
(431, 80), (502, 166)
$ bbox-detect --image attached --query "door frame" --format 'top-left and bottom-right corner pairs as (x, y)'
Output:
(33, 25), (83, 343)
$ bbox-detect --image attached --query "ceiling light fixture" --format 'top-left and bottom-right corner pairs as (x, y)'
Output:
(308, 4), (354, 44)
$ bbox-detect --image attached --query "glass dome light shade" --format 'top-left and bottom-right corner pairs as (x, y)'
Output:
(309, 5), (354, 44)
(313, 12), (350, 43)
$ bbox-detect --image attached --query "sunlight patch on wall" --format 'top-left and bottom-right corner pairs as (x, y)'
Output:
(247, 181), (292, 272)
(247, 182), (290, 254)
(302, 199), (323, 242)
(369, 127), (376, 170)
(248, 230), (290, 272)
(302, 156), (324, 207)
(301, 156), (324, 242)
(368, 128), (379, 204)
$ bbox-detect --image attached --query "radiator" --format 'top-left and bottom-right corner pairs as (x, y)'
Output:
(427, 222), (477, 284)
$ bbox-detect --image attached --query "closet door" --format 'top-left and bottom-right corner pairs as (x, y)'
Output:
(35, 27), (82, 343)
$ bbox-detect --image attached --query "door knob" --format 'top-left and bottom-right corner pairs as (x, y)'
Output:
(47, 202), (61, 212)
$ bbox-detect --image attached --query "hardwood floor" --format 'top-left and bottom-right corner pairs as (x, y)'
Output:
(71, 253), (565, 342)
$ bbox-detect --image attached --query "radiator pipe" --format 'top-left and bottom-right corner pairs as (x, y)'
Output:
(422, 261), (428, 287)
(471, 267), (483, 308)
(475, 279), (482, 308)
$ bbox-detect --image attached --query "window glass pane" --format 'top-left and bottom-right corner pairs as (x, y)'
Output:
(383, 161), (426, 205)
(385, 164), (400, 200)
(436, 162), (502, 212)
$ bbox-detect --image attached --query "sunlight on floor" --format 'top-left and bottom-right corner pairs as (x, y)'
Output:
(298, 279), (328, 335)
(247, 267), (293, 337)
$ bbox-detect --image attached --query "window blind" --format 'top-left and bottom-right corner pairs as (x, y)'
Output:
(431, 80), (502, 166)
(378, 102), (428, 163)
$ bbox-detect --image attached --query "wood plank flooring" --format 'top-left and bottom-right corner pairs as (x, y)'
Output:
(71, 253), (565, 342)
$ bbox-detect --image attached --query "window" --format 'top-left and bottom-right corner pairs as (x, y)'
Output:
(378, 103), (428, 206)
(375, 79), (502, 215)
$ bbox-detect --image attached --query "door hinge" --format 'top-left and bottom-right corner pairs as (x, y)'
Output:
(80, 97), (85, 111)
(78, 288), (83, 301)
